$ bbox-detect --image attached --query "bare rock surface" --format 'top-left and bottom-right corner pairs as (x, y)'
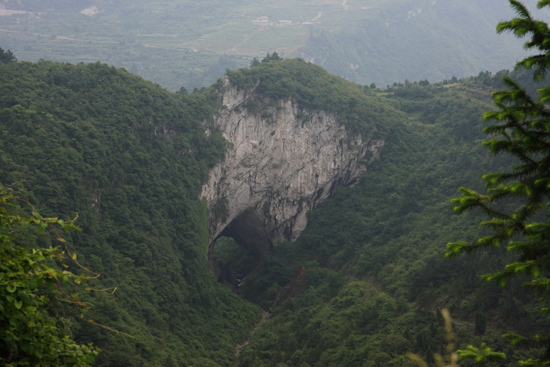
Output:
(201, 77), (384, 259)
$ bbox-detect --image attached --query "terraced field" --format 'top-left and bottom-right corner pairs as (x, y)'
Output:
(0, 0), (527, 90)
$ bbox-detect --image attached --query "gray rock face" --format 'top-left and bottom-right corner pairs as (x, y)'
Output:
(201, 77), (384, 259)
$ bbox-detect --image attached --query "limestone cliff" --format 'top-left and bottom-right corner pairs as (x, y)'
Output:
(201, 76), (384, 259)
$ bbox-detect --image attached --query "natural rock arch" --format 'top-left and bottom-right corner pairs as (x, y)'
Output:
(201, 77), (384, 266)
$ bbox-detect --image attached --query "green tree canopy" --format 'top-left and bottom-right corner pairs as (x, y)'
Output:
(446, 1), (550, 365)
(0, 47), (16, 63)
(261, 52), (283, 63)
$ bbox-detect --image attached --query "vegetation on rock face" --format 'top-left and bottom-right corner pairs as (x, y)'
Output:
(226, 58), (401, 138)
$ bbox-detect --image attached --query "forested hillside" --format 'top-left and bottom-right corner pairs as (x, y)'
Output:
(1, 50), (548, 367)
(231, 73), (549, 367)
(0, 56), (408, 366)
(0, 60), (263, 366)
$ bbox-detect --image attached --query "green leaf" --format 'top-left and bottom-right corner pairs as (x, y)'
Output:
(38, 221), (48, 232)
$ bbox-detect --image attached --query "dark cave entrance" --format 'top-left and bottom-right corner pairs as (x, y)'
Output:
(211, 208), (275, 289)
(212, 236), (259, 289)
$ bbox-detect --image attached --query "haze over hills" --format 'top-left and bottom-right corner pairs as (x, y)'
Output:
(2, 1), (550, 366)
(0, 0), (534, 90)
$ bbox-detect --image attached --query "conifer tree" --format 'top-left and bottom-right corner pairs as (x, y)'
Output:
(446, 1), (550, 365)
(0, 47), (16, 63)
(261, 52), (283, 63)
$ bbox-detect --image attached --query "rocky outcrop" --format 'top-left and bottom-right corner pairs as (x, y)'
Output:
(201, 77), (384, 259)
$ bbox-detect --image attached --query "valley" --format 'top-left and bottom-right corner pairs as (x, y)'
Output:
(1, 1), (550, 367)
(1, 53), (547, 367)
(0, 0), (527, 90)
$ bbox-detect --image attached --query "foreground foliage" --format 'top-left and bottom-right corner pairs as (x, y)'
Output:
(0, 194), (98, 366)
(447, 1), (550, 365)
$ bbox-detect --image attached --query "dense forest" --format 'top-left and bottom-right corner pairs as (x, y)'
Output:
(2, 2), (550, 364)
(0, 59), (262, 366)
(233, 74), (543, 367)
(1, 53), (546, 366)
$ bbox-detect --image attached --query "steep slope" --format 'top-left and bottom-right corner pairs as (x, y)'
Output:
(0, 58), (403, 366)
(236, 76), (548, 367)
(0, 60), (263, 367)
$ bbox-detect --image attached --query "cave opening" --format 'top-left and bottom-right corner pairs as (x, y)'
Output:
(210, 207), (276, 289)
(212, 236), (259, 288)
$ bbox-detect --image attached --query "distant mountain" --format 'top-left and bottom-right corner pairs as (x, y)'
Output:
(0, 0), (530, 90)
(297, 0), (529, 86)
